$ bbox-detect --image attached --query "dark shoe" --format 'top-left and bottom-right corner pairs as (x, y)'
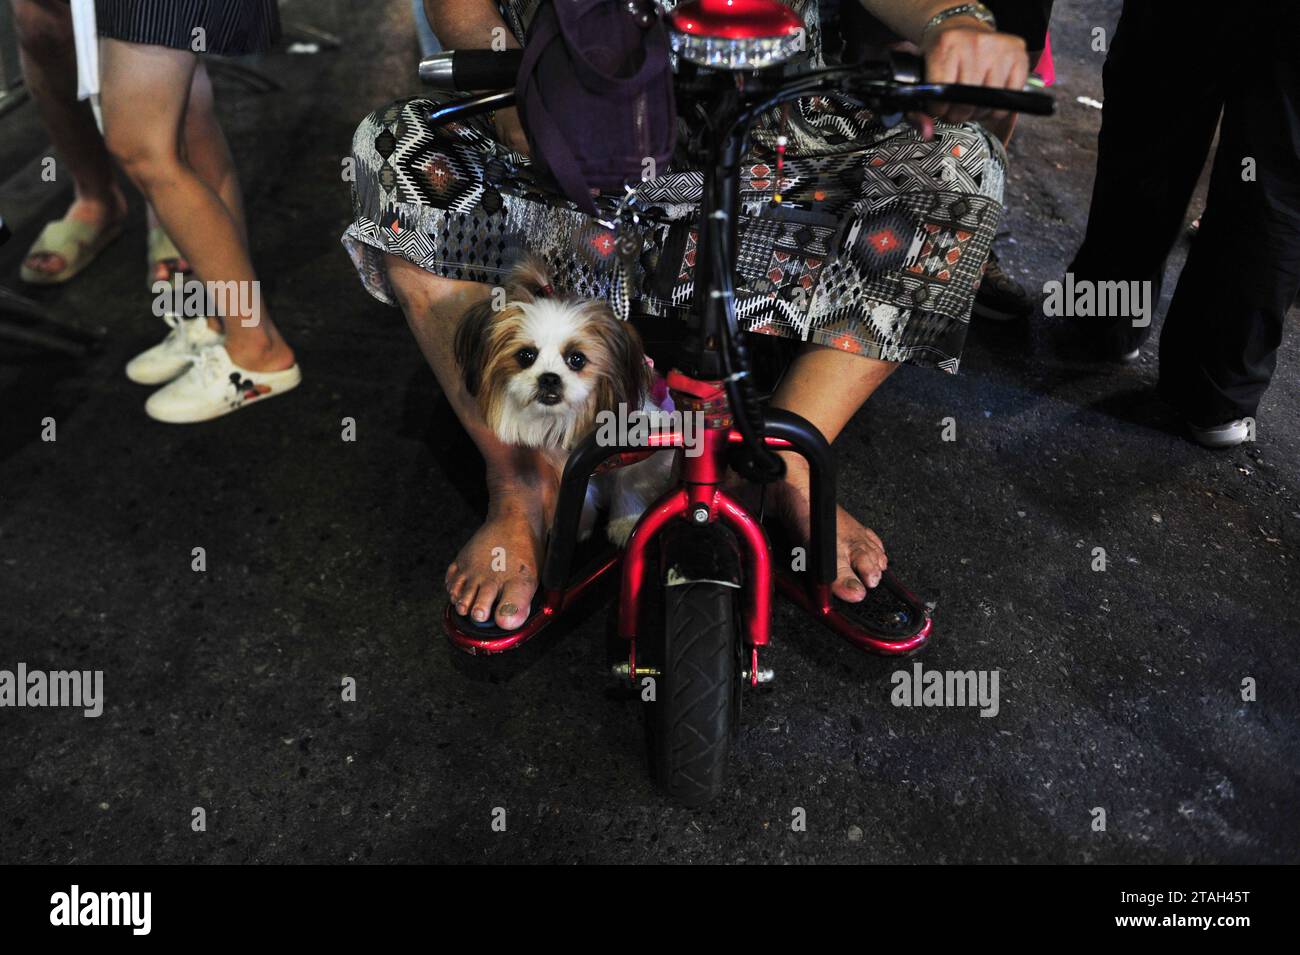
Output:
(1055, 258), (1164, 364)
(1053, 313), (1145, 364)
(972, 249), (1034, 322)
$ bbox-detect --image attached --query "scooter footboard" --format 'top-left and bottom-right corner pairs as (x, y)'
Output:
(758, 409), (933, 656)
(776, 570), (932, 656)
(445, 426), (681, 654)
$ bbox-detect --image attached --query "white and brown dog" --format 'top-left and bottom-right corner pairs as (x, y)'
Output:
(454, 258), (674, 545)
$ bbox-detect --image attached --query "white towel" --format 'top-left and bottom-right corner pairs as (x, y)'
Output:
(69, 0), (99, 100)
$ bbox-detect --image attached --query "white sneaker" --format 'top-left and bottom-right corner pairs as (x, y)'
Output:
(1188, 418), (1251, 449)
(145, 344), (301, 423)
(125, 313), (224, 385)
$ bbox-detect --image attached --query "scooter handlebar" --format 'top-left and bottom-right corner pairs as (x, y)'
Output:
(419, 47), (1053, 116)
(882, 50), (1053, 115)
(882, 80), (1054, 115)
(418, 49), (522, 90)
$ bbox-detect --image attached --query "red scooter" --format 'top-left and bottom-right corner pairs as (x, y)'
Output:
(422, 0), (1052, 804)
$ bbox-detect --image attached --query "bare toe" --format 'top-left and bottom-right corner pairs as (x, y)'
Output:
(26, 253), (66, 275)
(495, 575), (535, 629)
(850, 545), (885, 590)
(469, 578), (502, 623)
(833, 572), (868, 602)
(453, 580), (478, 617)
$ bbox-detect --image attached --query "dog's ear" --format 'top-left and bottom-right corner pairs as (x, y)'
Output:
(454, 296), (496, 397)
(506, 254), (553, 303)
(616, 320), (654, 409)
(585, 303), (652, 411)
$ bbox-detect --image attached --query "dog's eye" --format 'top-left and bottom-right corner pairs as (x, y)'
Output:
(565, 352), (587, 371)
(515, 348), (537, 368)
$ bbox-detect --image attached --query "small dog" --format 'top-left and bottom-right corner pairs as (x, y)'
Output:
(454, 258), (674, 545)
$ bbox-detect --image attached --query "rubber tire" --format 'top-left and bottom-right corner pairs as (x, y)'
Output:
(647, 582), (738, 806)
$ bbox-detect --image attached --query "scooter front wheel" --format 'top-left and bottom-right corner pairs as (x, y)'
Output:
(646, 581), (739, 806)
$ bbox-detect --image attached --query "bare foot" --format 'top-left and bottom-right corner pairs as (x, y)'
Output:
(151, 254), (192, 285)
(23, 194), (127, 276)
(445, 492), (551, 630)
(739, 458), (888, 603)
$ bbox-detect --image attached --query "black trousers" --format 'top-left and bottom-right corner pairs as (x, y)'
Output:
(1068, 2), (1300, 425)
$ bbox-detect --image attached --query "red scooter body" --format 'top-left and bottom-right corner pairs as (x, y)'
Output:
(425, 0), (1050, 801)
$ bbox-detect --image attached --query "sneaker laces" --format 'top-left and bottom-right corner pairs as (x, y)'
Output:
(187, 345), (228, 386)
(159, 313), (213, 355)
(159, 312), (185, 346)
(182, 316), (215, 344)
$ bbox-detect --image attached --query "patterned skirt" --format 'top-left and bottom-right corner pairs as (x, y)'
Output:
(95, 0), (280, 56)
(342, 95), (1006, 372)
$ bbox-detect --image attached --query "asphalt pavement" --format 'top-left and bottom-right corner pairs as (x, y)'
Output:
(0, 0), (1296, 863)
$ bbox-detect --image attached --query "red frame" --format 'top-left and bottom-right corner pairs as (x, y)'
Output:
(444, 373), (932, 667)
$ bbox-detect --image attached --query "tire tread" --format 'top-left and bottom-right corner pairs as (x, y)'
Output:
(656, 583), (736, 805)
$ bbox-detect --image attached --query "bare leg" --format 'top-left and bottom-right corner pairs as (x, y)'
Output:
(144, 203), (191, 283)
(182, 62), (249, 246)
(143, 63), (228, 287)
(99, 39), (292, 371)
(385, 255), (558, 629)
(140, 61), (225, 291)
(12, 0), (126, 275)
(982, 111), (1019, 147)
(767, 347), (897, 601)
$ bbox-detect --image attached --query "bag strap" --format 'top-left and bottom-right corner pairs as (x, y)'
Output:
(551, 0), (671, 92)
(516, 17), (600, 216)
(521, 87), (601, 216)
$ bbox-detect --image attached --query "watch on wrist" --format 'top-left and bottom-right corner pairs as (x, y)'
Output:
(921, 2), (998, 41)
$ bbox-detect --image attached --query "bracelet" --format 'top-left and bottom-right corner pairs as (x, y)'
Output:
(921, 2), (998, 41)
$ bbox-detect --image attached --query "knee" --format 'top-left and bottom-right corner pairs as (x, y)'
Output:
(12, 0), (72, 61)
(103, 126), (181, 193)
(352, 105), (386, 169)
(182, 75), (218, 141)
(351, 111), (377, 159)
(351, 99), (425, 173)
(941, 121), (1005, 203)
(388, 255), (483, 314)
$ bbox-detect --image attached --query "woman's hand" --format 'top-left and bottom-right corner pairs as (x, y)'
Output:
(921, 20), (1029, 125)
(494, 106), (531, 157)
(425, 0), (529, 153)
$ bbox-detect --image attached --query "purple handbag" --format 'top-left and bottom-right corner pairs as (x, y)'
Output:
(515, 0), (677, 215)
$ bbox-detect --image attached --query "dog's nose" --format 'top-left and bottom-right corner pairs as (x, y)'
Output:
(537, 372), (562, 391)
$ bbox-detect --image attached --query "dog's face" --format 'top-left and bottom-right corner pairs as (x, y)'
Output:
(456, 294), (650, 450)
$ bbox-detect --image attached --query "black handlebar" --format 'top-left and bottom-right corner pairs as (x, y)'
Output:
(418, 49), (523, 91)
(874, 80), (1054, 116)
(873, 50), (1054, 116)
(418, 48), (1054, 117)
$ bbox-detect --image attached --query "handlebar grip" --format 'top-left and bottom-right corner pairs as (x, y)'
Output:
(883, 50), (1055, 116)
(917, 82), (1055, 116)
(418, 49), (523, 91)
